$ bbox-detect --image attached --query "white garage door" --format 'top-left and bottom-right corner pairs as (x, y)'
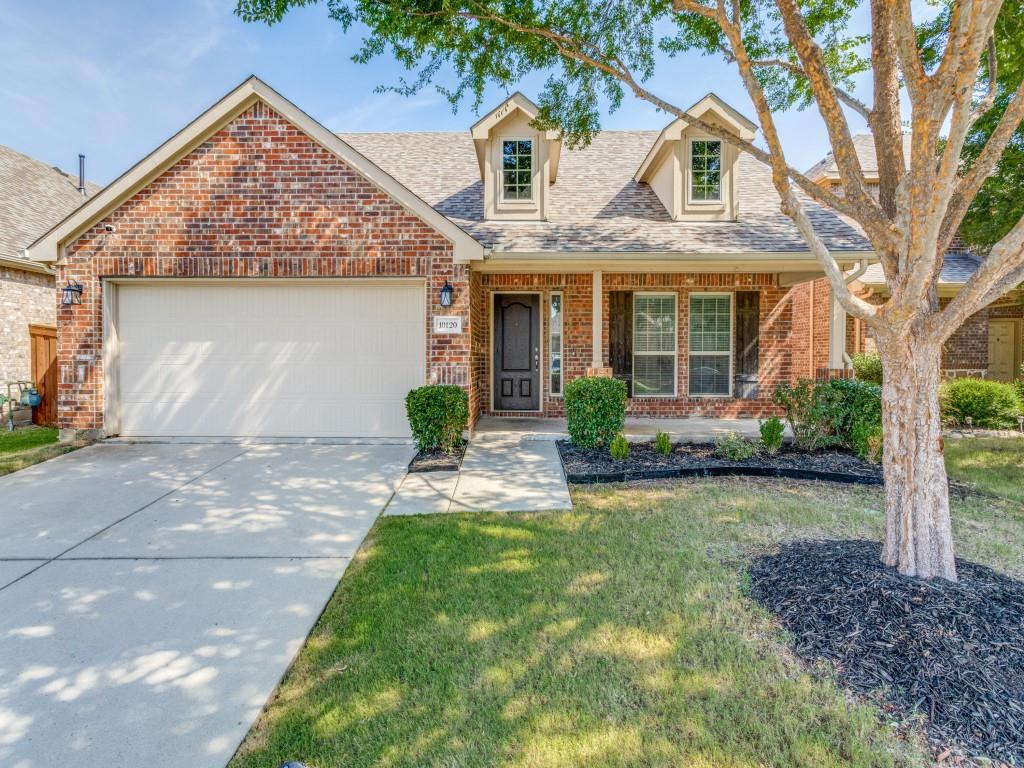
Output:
(115, 281), (425, 437)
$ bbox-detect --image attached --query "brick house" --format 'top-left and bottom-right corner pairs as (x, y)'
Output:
(1, 145), (99, 422)
(28, 77), (884, 439)
(798, 134), (1024, 382)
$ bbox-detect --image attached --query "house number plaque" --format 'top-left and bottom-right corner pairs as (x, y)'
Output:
(433, 316), (463, 334)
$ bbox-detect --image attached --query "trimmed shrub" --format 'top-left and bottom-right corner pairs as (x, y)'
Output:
(715, 431), (757, 461)
(819, 378), (883, 448)
(1015, 364), (1024, 407)
(564, 376), (627, 449)
(851, 422), (884, 463)
(772, 380), (835, 451)
(405, 384), (469, 453)
(758, 416), (785, 455)
(609, 434), (630, 460)
(940, 377), (1022, 429)
(654, 430), (673, 456)
(851, 351), (883, 384)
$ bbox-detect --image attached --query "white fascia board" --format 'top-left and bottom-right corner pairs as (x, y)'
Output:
(474, 249), (876, 273)
(26, 76), (484, 265)
(0, 254), (54, 275)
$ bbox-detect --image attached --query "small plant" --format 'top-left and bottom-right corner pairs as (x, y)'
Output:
(654, 430), (673, 456)
(1015, 364), (1024, 407)
(851, 422), (884, 463)
(940, 377), (1022, 429)
(564, 376), (627, 449)
(714, 431), (756, 461)
(405, 384), (469, 453)
(851, 351), (883, 384)
(758, 416), (785, 454)
(609, 433), (630, 460)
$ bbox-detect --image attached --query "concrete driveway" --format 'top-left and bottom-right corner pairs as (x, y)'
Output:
(0, 441), (413, 768)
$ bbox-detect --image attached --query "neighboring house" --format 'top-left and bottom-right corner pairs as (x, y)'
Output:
(27, 77), (879, 439)
(797, 134), (1024, 382)
(1, 145), (98, 421)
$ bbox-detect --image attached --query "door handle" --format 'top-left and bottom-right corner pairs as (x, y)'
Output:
(534, 346), (540, 371)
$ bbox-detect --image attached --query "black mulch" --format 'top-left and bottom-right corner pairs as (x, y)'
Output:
(748, 540), (1024, 765)
(408, 444), (465, 473)
(558, 440), (881, 479)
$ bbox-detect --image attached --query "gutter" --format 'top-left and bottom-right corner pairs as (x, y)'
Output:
(842, 258), (869, 368)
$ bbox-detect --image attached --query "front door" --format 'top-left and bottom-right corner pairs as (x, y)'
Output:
(494, 293), (540, 411)
(988, 319), (1018, 382)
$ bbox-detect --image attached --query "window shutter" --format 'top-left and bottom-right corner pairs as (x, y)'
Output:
(609, 291), (633, 396)
(735, 291), (760, 398)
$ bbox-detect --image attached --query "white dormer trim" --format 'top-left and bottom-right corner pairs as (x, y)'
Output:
(634, 93), (757, 183)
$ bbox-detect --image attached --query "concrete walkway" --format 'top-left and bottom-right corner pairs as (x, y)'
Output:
(0, 441), (413, 768)
(471, 414), (772, 442)
(385, 431), (572, 515)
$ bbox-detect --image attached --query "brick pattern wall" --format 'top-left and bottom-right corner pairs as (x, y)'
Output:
(475, 272), (791, 418)
(787, 277), (832, 379)
(58, 102), (467, 432)
(1, 267), (55, 382)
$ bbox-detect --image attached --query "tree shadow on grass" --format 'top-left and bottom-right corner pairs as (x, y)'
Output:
(232, 499), (916, 768)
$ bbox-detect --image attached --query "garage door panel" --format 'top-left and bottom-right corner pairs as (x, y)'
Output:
(115, 282), (425, 437)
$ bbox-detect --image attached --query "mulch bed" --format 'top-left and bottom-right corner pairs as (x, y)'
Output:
(748, 540), (1024, 765)
(408, 444), (465, 473)
(557, 441), (883, 484)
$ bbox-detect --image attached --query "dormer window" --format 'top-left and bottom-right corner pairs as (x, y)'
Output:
(689, 140), (722, 202)
(501, 139), (534, 201)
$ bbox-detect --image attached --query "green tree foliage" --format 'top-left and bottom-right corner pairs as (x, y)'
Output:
(235, 0), (867, 149)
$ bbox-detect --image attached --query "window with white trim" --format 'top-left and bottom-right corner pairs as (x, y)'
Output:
(633, 293), (677, 397)
(688, 293), (732, 396)
(501, 139), (533, 201)
(549, 293), (563, 396)
(690, 139), (722, 202)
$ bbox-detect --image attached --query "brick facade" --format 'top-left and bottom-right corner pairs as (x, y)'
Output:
(474, 272), (792, 418)
(57, 102), (468, 433)
(1, 266), (55, 382)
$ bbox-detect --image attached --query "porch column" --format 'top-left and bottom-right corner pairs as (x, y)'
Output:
(828, 289), (847, 369)
(590, 270), (605, 372)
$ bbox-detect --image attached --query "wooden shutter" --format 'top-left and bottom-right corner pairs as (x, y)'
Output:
(735, 291), (759, 398)
(609, 291), (633, 396)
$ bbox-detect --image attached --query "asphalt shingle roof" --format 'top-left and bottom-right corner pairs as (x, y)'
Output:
(0, 144), (99, 267)
(339, 130), (871, 254)
(805, 133), (914, 180)
(860, 251), (982, 287)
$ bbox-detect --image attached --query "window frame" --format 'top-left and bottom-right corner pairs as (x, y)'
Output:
(631, 291), (678, 399)
(549, 291), (563, 397)
(498, 137), (536, 204)
(686, 137), (724, 205)
(687, 291), (734, 398)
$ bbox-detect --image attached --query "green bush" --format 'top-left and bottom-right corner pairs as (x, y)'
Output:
(819, 378), (882, 447)
(772, 380), (835, 451)
(609, 434), (630, 460)
(851, 351), (883, 384)
(714, 431), (757, 461)
(851, 422), (884, 463)
(1015, 364), (1024, 406)
(405, 384), (469, 453)
(758, 416), (785, 455)
(564, 376), (627, 449)
(654, 430), (673, 456)
(940, 377), (1022, 429)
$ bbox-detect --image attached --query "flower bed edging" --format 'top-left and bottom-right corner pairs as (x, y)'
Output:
(562, 461), (884, 486)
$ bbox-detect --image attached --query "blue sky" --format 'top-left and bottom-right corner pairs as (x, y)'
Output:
(1, 0), (930, 186)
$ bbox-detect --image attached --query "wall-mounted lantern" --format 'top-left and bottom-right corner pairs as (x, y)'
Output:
(440, 280), (454, 308)
(61, 280), (84, 306)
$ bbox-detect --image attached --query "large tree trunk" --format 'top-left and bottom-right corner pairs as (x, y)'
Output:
(875, 331), (958, 581)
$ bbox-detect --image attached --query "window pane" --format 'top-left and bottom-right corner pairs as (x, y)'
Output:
(688, 355), (731, 396)
(689, 295), (731, 353)
(634, 295), (676, 353)
(690, 140), (722, 201)
(502, 139), (533, 201)
(634, 355), (675, 396)
(550, 294), (563, 395)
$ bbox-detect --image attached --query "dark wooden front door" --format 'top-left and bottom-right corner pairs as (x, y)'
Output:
(493, 294), (540, 411)
(29, 324), (58, 426)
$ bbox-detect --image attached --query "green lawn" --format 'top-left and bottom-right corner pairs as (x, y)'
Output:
(0, 426), (78, 476)
(229, 479), (1024, 768)
(945, 437), (1024, 504)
